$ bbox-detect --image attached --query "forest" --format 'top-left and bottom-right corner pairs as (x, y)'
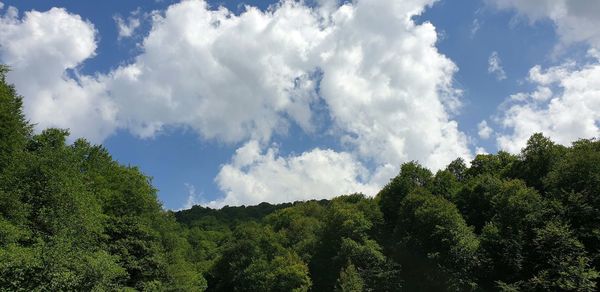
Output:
(1, 65), (599, 291)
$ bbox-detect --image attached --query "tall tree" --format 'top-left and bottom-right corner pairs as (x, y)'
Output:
(378, 162), (432, 225)
(394, 189), (479, 291)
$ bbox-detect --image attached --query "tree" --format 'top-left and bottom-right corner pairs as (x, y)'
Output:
(545, 138), (600, 267)
(0, 65), (30, 172)
(478, 179), (547, 288)
(454, 175), (503, 233)
(446, 158), (467, 182)
(335, 261), (364, 292)
(378, 162), (432, 225)
(514, 133), (566, 192)
(466, 151), (517, 179)
(208, 223), (311, 292)
(394, 189), (479, 291)
(430, 169), (461, 201)
(0, 66), (32, 247)
(524, 221), (598, 291)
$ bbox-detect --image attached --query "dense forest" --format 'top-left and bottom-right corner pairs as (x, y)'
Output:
(1, 65), (599, 291)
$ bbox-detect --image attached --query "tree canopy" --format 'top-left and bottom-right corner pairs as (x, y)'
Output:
(0, 67), (598, 291)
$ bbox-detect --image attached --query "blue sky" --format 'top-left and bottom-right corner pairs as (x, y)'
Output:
(1, 0), (599, 210)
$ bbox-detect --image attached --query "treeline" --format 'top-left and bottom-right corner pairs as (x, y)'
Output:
(1, 66), (599, 291)
(0, 66), (205, 291)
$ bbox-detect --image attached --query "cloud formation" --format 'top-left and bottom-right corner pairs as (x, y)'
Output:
(0, 6), (117, 143)
(497, 58), (600, 153)
(478, 120), (493, 139)
(182, 183), (203, 210)
(1, 0), (473, 206)
(114, 8), (141, 39)
(211, 140), (383, 207)
(488, 51), (506, 80)
(488, 0), (600, 152)
(488, 0), (600, 49)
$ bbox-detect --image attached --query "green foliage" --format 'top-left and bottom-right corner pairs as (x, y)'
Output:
(0, 65), (31, 173)
(430, 169), (461, 200)
(525, 221), (598, 291)
(395, 189), (479, 291)
(335, 261), (364, 292)
(377, 161), (432, 224)
(467, 151), (518, 178)
(478, 180), (547, 288)
(1, 72), (599, 291)
(545, 138), (600, 266)
(207, 223), (311, 292)
(455, 174), (503, 233)
(0, 73), (205, 291)
(446, 158), (467, 181)
(513, 133), (566, 191)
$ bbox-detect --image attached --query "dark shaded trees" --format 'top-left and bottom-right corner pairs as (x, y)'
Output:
(394, 189), (479, 291)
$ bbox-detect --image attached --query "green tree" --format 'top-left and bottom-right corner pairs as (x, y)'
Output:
(514, 133), (566, 192)
(466, 151), (517, 179)
(524, 221), (598, 291)
(335, 261), (364, 292)
(430, 169), (461, 201)
(208, 223), (311, 292)
(478, 180), (547, 289)
(446, 158), (467, 182)
(394, 189), (479, 291)
(454, 175), (503, 233)
(545, 138), (600, 268)
(0, 65), (30, 172)
(378, 162), (432, 225)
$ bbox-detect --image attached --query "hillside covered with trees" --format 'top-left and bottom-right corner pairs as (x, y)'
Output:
(1, 66), (599, 291)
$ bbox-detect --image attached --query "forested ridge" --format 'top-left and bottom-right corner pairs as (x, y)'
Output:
(1, 66), (599, 291)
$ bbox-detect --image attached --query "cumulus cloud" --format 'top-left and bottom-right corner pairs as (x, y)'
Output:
(497, 57), (600, 153)
(210, 140), (383, 207)
(478, 120), (493, 139)
(1, 0), (474, 206)
(0, 7), (117, 143)
(487, 0), (600, 153)
(104, 0), (326, 142)
(315, 0), (471, 171)
(488, 0), (600, 49)
(114, 8), (141, 39)
(488, 51), (507, 80)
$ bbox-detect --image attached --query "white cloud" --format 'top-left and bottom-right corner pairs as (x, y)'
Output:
(114, 8), (141, 39)
(181, 183), (203, 210)
(316, 0), (471, 170)
(470, 18), (481, 37)
(488, 51), (507, 80)
(0, 2), (4, 10)
(488, 0), (600, 50)
(497, 58), (600, 153)
(106, 0), (471, 171)
(0, 7), (117, 143)
(478, 120), (493, 139)
(210, 140), (384, 207)
(488, 0), (600, 153)
(1, 0), (474, 206)
(104, 0), (326, 142)
(589, 48), (600, 60)
(475, 146), (488, 155)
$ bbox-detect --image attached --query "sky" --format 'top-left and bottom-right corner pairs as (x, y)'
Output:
(1, 0), (599, 210)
